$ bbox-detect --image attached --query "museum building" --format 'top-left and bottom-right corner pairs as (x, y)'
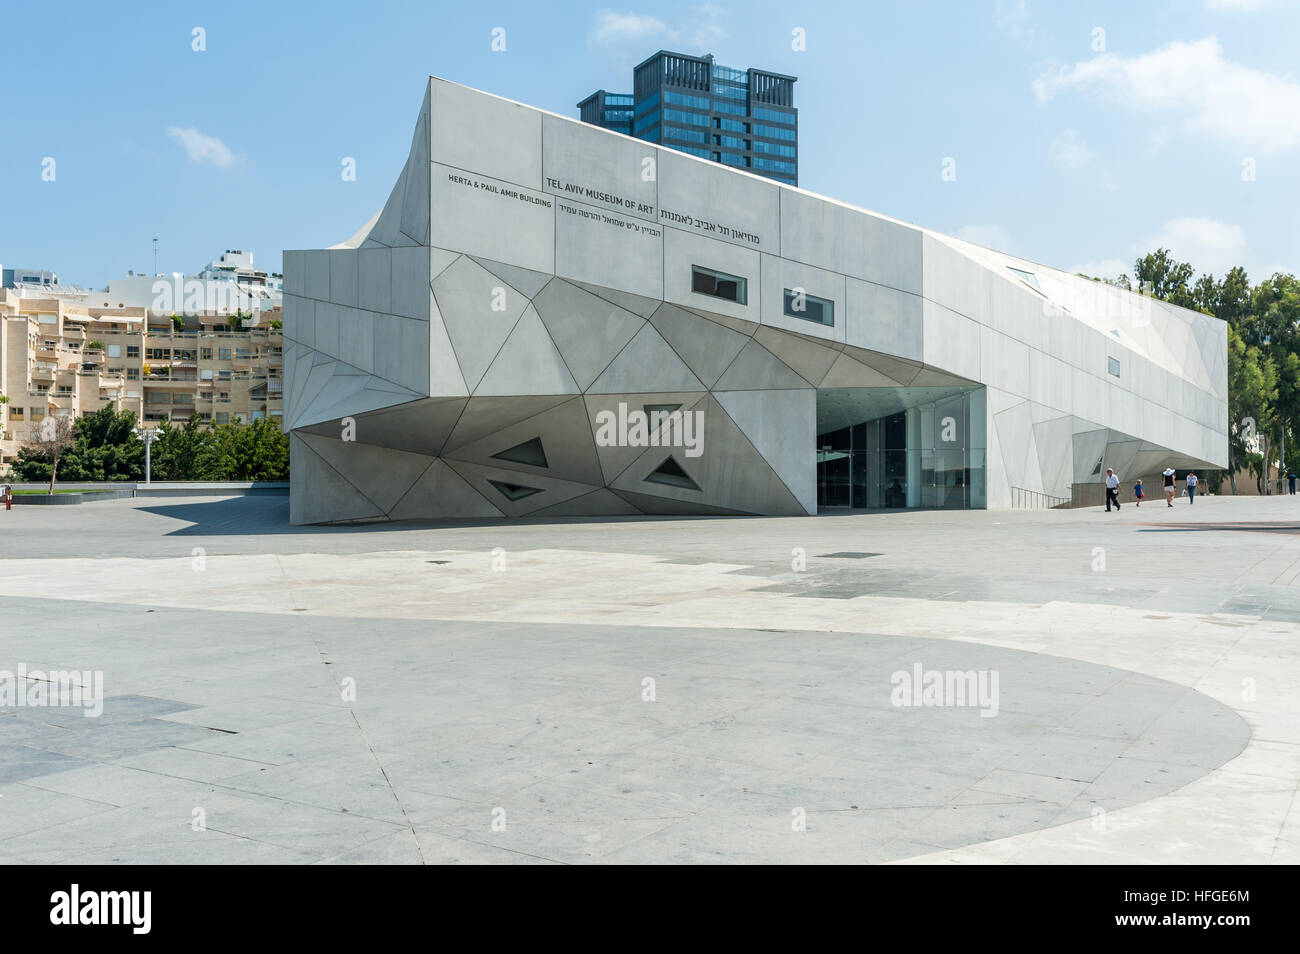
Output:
(281, 77), (1227, 523)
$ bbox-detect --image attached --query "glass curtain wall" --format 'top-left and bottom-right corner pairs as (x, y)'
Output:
(816, 387), (986, 510)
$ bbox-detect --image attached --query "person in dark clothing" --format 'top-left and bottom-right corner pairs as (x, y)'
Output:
(1289, 471), (1296, 495)
(1105, 468), (1121, 511)
(1162, 467), (1176, 507)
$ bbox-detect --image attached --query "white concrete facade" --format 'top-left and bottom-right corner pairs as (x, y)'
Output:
(283, 77), (1227, 523)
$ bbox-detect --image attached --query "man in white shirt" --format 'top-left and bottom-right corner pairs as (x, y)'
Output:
(1105, 468), (1121, 512)
(1186, 472), (1198, 504)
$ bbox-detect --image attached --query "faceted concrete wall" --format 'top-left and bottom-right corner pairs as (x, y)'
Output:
(283, 77), (1227, 522)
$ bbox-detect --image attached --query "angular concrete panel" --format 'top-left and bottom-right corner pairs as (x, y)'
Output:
(389, 458), (503, 520)
(714, 340), (812, 391)
(588, 324), (705, 394)
(533, 280), (646, 391)
(432, 256), (529, 392)
(474, 305), (580, 397)
(647, 303), (750, 389)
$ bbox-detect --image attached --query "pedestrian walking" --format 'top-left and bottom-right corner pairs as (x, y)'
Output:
(1289, 471), (1296, 495)
(1105, 468), (1121, 511)
(1162, 467), (1176, 507)
(1133, 477), (1144, 507)
(1186, 472), (1198, 504)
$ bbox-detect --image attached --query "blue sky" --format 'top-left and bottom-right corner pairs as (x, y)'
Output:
(3, 0), (1297, 289)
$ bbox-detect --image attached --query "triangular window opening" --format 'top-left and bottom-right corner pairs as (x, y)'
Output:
(488, 479), (544, 502)
(644, 404), (682, 418)
(492, 436), (548, 468)
(645, 455), (701, 492)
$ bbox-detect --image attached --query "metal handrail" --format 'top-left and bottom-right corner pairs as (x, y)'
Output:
(1010, 486), (1072, 509)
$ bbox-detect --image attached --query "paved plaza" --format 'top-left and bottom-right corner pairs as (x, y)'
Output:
(1, 492), (1298, 864)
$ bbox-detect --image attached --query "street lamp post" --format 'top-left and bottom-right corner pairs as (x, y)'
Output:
(136, 427), (159, 485)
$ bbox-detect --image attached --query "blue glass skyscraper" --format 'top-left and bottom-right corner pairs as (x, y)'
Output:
(578, 50), (798, 186)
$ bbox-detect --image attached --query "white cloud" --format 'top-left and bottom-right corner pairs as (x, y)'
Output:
(166, 126), (237, 167)
(684, 3), (727, 48)
(1049, 129), (1093, 169)
(1143, 216), (1249, 275)
(590, 6), (727, 49)
(1033, 37), (1300, 154)
(1069, 258), (1131, 279)
(957, 225), (1013, 251)
(1070, 219), (1288, 282)
(995, 0), (1034, 44)
(591, 11), (666, 44)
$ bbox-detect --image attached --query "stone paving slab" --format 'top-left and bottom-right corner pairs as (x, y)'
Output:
(3, 492), (1300, 863)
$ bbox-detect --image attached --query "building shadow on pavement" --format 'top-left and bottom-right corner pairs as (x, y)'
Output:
(138, 495), (740, 536)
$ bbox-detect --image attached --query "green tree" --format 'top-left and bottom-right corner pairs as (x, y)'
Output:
(55, 406), (145, 481)
(151, 414), (223, 480)
(207, 417), (289, 480)
(1226, 325), (1278, 493)
(1134, 248), (1197, 309)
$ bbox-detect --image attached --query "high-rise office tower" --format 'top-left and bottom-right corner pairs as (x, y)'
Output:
(578, 50), (798, 186)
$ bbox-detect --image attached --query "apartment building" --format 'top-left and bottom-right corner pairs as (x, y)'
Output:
(139, 308), (283, 428)
(0, 284), (283, 469)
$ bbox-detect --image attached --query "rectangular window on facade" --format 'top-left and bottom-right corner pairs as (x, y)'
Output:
(107, 344), (121, 358)
(664, 125), (708, 144)
(753, 123), (796, 141)
(783, 289), (835, 326)
(1107, 357), (1121, 377)
(219, 348), (231, 360)
(662, 108), (710, 127)
(692, 265), (748, 305)
(10, 407), (23, 419)
(664, 91), (709, 110)
(127, 345), (140, 358)
(127, 368), (140, 380)
(752, 106), (795, 124)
